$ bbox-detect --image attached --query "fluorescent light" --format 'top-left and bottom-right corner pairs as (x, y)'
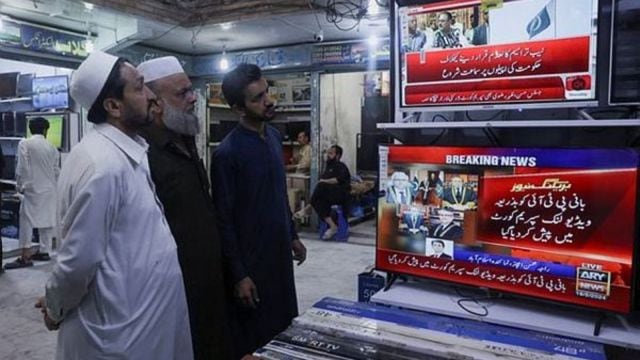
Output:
(219, 57), (229, 71)
(368, 0), (380, 15)
(220, 22), (232, 31)
(368, 35), (378, 47)
(85, 39), (94, 53)
(84, 2), (94, 11)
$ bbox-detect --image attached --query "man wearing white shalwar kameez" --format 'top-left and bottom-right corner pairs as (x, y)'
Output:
(36, 51), (193, 360)
(4, 117), (59, 269)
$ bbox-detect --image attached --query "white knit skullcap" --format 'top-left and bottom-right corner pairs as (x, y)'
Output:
(69, 50), (119, 109)
(137, 56), (185, 84)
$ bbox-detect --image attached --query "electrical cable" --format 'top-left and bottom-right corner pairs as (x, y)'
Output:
(464, 110), (506, 122)
(454, 287), (493, 317)
(428, 113), (448, 145)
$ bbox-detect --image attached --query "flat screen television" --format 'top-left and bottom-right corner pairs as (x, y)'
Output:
(17, 73), (35, 97)
(25, 112), (66, 150)
(32, 75), (69, 110)
(376, 145), (639, 313)
(0, 72), (19, 99)
(608, 0), (640, 105)
(393, 0), (601, 111)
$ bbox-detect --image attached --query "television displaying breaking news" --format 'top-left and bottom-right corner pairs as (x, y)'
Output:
(398, 0), (598, 106)
(376, 145), (638, 313)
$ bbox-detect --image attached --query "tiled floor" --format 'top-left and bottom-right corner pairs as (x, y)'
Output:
(0, 224), (376, 360)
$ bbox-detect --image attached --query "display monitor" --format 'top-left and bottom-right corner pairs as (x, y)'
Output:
(32, 75), (69, 110)
(393, 0), (601, 111)
(377, 145), (639, 313)
(609, 0), (640, 105)
(17, 73), (35, 97)
(0, 72), (19, 99)
(25, 113), (66, 150)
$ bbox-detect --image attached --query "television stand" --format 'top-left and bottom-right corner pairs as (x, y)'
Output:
(383, 272), (398, 291)
(371, 280), (640, 350)
(594, 311), (606, 337)
(383, 272), (410, 291)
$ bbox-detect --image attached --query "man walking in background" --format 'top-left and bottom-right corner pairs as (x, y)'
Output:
(212, 63), (306, 358)
(4, 117), (59, 270)
(137, 56), (230, 359)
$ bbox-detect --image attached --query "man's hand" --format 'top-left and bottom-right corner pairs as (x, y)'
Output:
(35, 297), (59, 331)
(235, 277), (259, 309)
(292, 238), (307, 266)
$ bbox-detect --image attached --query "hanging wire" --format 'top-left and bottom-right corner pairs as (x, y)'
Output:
(309, 0), (388, 32)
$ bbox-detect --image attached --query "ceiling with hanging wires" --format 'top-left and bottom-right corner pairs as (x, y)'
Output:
(0, 0), (389, 54)
(87, 0), (313, 26)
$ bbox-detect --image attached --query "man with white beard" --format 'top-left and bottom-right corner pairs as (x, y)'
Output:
(137, 57), (230, 360)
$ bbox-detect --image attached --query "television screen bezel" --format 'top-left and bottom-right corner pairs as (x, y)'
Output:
(391, 0), (607, 113)
(24, 111), (68, 151)
(608, 0), (640, 106)
(31, 75), (70, 110)
(375, 143), (640, 314)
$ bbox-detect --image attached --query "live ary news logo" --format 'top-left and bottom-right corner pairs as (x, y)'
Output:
(575, 264), (611, 301)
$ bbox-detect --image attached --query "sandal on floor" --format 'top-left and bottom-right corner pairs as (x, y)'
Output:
(4, 258), (34, 270)
(31, 252), (51, 261)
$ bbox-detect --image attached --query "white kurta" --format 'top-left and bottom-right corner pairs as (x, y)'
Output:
(15, 134), (59, 228)
(45, 123), (193, 360)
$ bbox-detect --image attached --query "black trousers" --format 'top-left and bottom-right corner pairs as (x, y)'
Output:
(310, 183), (348, 219)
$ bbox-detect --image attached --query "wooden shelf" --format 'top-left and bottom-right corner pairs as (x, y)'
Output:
(276, 107), (311, 112)
(208, 103), (230, 109)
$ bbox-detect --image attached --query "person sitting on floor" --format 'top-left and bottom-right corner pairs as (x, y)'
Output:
(294, 145), (351, 240)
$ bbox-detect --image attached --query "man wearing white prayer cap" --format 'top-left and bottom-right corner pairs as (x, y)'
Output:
(137, 56), (230, 359)
(36, 51), (194, 360)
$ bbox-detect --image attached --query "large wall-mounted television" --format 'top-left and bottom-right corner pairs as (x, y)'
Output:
(32, 75), (69, 110)
(25, 112), (67, 151)
(392, 0), (602, 111)
(377, 145), (639, 313)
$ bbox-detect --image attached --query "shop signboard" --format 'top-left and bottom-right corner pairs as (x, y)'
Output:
(192, 44), (312, 76)
(312, 40), (390, 66)
(0, 18), (89, 58)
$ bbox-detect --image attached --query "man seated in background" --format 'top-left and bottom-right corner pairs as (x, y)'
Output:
(294, 145), (351, 240)
(286, 130), (311, 174)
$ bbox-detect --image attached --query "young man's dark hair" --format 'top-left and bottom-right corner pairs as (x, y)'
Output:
(331, 145), (343, 158)
(87, 57), (128, 124)
(221, 63), (262, 108)
(28, 117), (50, 135)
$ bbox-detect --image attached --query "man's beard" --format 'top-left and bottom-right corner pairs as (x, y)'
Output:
(163, 103), (200, 136)
(246, 106), (276, 123)
(123, 100), (154, 129)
